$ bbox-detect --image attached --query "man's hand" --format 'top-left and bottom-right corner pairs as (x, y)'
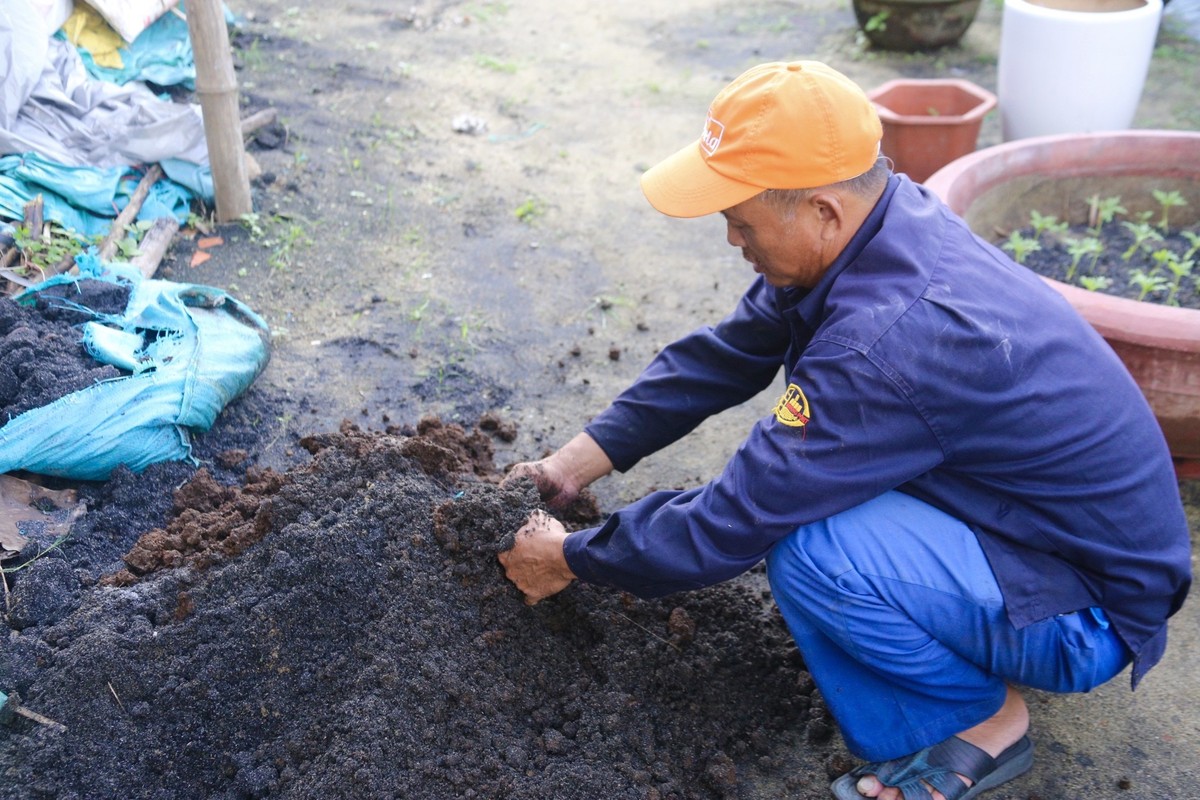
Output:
(503, 459), (579, 510)
(501, 432), (614, 511)
(497, 510), (576, 605)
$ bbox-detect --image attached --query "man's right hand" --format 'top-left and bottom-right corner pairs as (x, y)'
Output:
(502, 432), (614, 511)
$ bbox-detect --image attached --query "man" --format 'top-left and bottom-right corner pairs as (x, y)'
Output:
(497, 61), (1192, 800)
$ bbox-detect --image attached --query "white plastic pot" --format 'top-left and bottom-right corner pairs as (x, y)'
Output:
(997, 0), (1163, 141)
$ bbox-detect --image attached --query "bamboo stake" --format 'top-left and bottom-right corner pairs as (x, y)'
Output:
(185, 0), (252, 222)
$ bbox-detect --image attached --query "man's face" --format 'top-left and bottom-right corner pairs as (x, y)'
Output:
(721, 194), (832, 289)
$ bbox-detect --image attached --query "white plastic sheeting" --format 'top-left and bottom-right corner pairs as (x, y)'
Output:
(0, 0), (208, 168)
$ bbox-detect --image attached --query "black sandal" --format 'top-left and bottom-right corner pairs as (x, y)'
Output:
(830, 735), (1034, 800)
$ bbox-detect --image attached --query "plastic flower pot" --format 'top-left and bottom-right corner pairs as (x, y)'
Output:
(868, 79), (997, 184)
(997, 0), (1164, 141)
(926, 130), (1200, 461)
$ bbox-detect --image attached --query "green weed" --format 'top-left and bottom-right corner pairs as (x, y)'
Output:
(514, 198), (544, 223)
(475, 54), (518, 73)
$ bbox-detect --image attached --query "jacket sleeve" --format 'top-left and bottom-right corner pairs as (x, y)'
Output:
(584, 277), (791, 472)
(564, 341), (945, 597)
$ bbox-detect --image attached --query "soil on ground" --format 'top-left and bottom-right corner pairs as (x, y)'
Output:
(1, 414), (839, 800)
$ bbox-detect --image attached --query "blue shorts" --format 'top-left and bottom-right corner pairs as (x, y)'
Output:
(766, 490), (1130, 761)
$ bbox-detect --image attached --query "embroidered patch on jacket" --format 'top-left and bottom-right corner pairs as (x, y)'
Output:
(773, 383), (811, 427)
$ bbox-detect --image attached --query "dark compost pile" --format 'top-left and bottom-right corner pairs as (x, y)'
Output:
(1, 412), (841, 799)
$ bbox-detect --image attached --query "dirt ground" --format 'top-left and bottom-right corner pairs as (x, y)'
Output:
(3, 0), (1200, 798)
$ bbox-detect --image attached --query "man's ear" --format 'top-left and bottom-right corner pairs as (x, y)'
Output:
(808, 190), (845, 231)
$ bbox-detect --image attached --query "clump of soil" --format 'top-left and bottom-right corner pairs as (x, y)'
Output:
(0, 283), (130, 423)
(0, 415), (834, 800)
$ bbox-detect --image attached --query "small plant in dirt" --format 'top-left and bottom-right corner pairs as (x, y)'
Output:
(475, 54), (518, 73)
(10, 222), (99, 278)
(1028, 209), (1068, 239)
(514, 197), (544, 223)
(1079, 275), (1113, 292)
(1087, 194), (1126, 233)
(1121, 220), (1163, 261)
(1063, 236), (1102, 282)
(1159, 251), (1195, 306)
(239, 212), (312, 272)
(1002, 187), (1200, 309)
(1001, 230), (1041, 265)
(1129, 267), (1169, 301)
(1152, 188), (1188, 233)
(1182, 230), (1200, 261)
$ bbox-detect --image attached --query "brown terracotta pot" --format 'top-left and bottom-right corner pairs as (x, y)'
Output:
(868, 79), (996, 183)
(925, 130), (1200, 459)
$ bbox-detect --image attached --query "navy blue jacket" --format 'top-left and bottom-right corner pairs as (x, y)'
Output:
(565, 175), (1192, 688)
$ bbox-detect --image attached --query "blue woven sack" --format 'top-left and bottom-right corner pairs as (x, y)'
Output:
(0, 254), (270, 480)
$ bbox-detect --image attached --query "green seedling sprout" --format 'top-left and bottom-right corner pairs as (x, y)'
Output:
(1151, 188), (1187, 234)
(1078, 275), (1113, 292)
(1162, 254), (1195, 307)
(1064, 236), (1103, 282)
(1150, 248), (1175, 272)
(1120, 221), (1163, 261)
(1028, 209), (1067, 239)
(1128, 267), (1169, 301)
(1087, 194), (1126, 233)
(1181, 231), (1200, 261)
(1002, 231), (1041, 264)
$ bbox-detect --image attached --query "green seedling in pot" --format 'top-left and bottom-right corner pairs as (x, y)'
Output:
(1028, 209), (1068, 240)
(1149, 248), (1193, 306)
(1163, 255), (1195, 307)
(1121, 221), (1163, 261)
(1151, 188), (1188, 234)
(1078, 275), (1113, 292)
(1086, 194), (1126, 233)
(1064, 236), (1103, 282)
(1129, 267), (1169, 301)
(1182, 230), (1200, 261)
(1151, 248), (1176, 272)
(1002, 231), (1041, 264)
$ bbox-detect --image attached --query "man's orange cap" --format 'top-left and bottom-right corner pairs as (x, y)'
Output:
(640, 61), (883, 218)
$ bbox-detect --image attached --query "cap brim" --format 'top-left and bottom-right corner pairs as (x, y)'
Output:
(639, 140), (766, 219)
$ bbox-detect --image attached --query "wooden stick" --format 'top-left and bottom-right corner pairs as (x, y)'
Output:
(0, 692), (67, 732)
(95, 164), (164, 263)
(13, 705), (67, 731)
(241, 108), (278, 137)
(186, 0), (252, 222)
(129, 217), (182, 279)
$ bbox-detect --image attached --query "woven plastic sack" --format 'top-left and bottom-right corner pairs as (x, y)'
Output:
(0, 253), (270, 480)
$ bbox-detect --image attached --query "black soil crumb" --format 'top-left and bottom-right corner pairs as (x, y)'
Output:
(0, 416), (832, 799)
